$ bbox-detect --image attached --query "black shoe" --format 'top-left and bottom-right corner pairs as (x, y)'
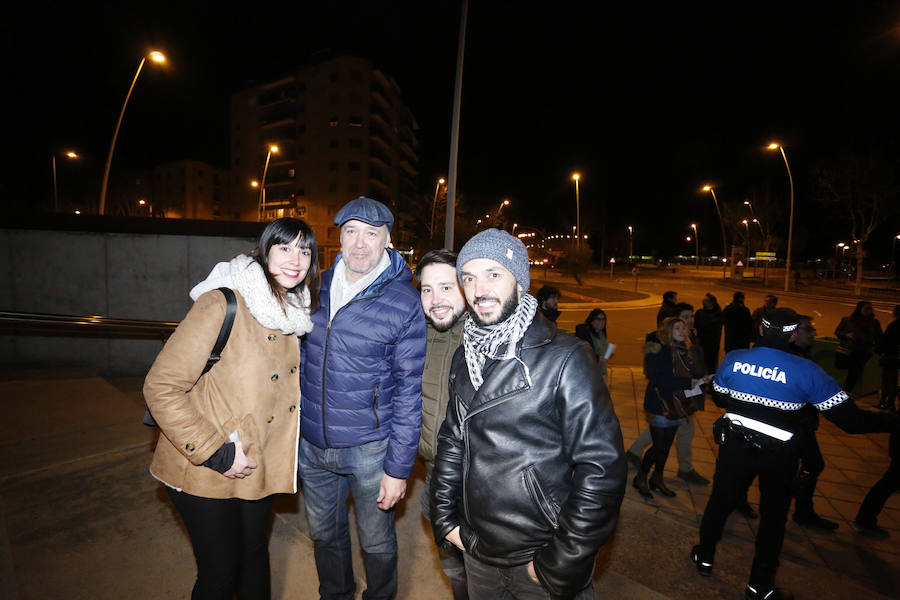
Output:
(632, 473), (653, 500)
(649, 476), (677, 497)
(691, 545), (713, 577)
(625, 451), (642, 469)
(745, 585), (794, 600)
(854, 519), (890, 538)
(677, 469), (710, 485)
(735, 501), (758, 519)
(793, 511), (838, 531)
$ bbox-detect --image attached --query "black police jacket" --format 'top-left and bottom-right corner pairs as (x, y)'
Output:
(430, 313), (626, 599)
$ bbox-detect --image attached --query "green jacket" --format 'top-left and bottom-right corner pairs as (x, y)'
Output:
(419, 319), (464, 471)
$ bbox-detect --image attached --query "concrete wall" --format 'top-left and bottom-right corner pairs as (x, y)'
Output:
(0, 229), (256, 375)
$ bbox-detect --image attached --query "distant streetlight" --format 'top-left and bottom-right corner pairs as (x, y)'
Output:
(572, 173), (581, 249)
(767, 142), (794, 291)
(258, 145), (279, 221)
(892, 234), (900, 277)
(627, 225), (634, 262)
(51, 150), (79, 211)
(741, 219), (751, 261)
(430, 177), (446, 244)
(512, 222), (518, 235)
(691, 223), (699, 269)
(701, 185), (728, 279)
(99, 50), (167, 215)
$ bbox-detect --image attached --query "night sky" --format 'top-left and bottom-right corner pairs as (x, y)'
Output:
(8, 1), (900, 261)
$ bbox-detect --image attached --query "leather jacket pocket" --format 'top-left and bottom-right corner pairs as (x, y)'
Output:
(523, 465), (560, 529)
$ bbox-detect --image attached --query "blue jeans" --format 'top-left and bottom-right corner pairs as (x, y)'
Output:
(299, 437), (398, 600)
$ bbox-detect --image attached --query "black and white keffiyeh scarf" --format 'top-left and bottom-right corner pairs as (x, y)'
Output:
(463, 293), (537, 390)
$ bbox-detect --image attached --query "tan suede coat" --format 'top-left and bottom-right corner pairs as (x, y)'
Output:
(145, 290), (301, 500)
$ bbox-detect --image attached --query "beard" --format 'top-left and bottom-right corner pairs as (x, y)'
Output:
(426, 304), (466, 332)
(469, 292), (519, 327)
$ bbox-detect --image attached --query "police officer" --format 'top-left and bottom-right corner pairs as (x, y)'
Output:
(691, 308), (899, 600)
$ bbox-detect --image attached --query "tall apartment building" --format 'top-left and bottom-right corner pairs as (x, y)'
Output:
(151, 160), (230, 219)
(230, 56), (420, 264)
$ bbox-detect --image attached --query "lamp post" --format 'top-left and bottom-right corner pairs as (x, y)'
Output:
(572, 173), (581, 250)
(741, 219), (751, 263)
(430, 177), (446, 244)
(702, 185), (728, 279)
(691, 223), (699, 268)
(627, 225), (633, 263)
(99, 50), (166, 215)
(512, 223), (518, 235)
(51, 150), (78, 211)
(495, 198), (510, 227)
(258, 145), (279, 221)
(892, 234), (900, 278)
(767, 143), (794, 292)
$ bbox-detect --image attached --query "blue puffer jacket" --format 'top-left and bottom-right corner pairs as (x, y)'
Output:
(300, 249), (426, 479)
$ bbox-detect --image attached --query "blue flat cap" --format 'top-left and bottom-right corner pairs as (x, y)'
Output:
(334, 196), (394, 231)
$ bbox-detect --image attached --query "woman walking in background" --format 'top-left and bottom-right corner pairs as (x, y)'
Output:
(876, 305), (900, 411)
(575, 308), (612, 380)
(144, 218), (319, 599)
(835, 301), (883, 397)
(633, 317), (712, 500)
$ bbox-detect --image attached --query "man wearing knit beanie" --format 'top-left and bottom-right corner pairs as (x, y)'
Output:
(430, 229), (627, 599)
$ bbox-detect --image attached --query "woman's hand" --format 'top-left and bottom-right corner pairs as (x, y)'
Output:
(224, 439), (258, 478)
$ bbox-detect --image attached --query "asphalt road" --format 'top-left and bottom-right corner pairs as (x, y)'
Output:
(534, 267), (898, 367)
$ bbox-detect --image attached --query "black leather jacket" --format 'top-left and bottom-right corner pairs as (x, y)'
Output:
(431, 314), (626, 599)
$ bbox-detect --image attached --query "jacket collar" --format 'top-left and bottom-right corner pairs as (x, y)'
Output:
(321, 248), (412, 307)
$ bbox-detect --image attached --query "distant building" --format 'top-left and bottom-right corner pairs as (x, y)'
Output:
(230, 56), (420, 264)
(106, 160), (230, 220)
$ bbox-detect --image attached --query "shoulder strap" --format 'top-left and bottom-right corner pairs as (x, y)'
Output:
(201, 287), (237, 377)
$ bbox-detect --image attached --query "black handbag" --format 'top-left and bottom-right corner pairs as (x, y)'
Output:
(142, 287), (237, 427)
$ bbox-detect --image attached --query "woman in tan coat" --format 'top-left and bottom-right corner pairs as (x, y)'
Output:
(144, 217), (319, 599)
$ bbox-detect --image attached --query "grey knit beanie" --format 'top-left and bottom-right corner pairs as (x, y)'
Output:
(457, 229), (530, 292)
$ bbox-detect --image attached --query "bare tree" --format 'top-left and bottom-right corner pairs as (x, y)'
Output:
(817, 146), (900, 295)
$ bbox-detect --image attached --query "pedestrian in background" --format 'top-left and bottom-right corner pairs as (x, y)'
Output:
(855, 428), (899, 537)
(751, 294), (778, 340)
(144, 217), (319, 599)
(633, 317), (713, 500)
(575, 308), (612, 380)
(835, 300), (883, 397)
(876, 304), (900, 411)
(695, 293), (723, 373)
(536, 284), (561, 323)
(722, 291), (754, 352)
(656, 290), (679, 326)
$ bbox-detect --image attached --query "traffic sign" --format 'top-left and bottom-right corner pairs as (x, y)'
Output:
(610, 257), (616, 263)
(755, 251), (776, 262)
(736, 260), (744, 267)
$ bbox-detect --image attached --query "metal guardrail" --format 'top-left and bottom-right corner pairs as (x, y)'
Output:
(0, 311), (178, 340)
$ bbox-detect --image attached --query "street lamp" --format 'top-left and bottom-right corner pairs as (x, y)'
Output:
(702, 185), (728, 279)
(892, 234), (900, 277)
(99, 50), (167, 215)
(258, 145), (279, 221)
(627, 225), (634, 262)
(572, 173), (581, 249)
(690, 223), (699, 269)
(51, 150), (78, 211)
(767, 142), (794, 292)
(741, 219), (751, 261)
(430, 177), (446, 244)
(512, 223), (518, 235)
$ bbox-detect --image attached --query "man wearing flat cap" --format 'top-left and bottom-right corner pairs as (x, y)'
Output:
(299, 196), (426, 600)
(430, 229), (626, 599)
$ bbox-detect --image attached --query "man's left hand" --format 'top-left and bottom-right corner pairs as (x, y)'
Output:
(527, 561), (540, 584)
(377, 473), (407, 510)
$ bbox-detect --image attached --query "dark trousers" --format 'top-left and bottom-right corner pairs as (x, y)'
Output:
(792, 434), (825, 518)
(641, 425), (678, 474)
(698, 441), (799, 590)
(462, 553), (594, 600)
(856, 458), (900, 525)
(880, 364), (899, 408)
(844, 353), (871, 394)
(167, 488), (273, 600)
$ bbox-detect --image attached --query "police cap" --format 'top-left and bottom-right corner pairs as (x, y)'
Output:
(760, 307), (800, 336)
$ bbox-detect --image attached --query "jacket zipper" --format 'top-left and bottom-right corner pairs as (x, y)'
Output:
(372, 385), (380, 428)
(524, 465), (559, 529)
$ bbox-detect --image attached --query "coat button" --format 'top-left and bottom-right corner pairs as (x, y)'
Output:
(185, 442), (195, 452)
(268, 334), (277, 341)
(267, 415), (274, 423)
(290, 366), (297, 374)
(289, 405), (296, 412)
(271, 374), (279, 381)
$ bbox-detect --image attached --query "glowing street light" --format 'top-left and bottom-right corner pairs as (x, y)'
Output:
(257, 145), (279, 221)
(690, 223), (699, 269)
(99, 50), (167, 215)
(51, 150), (79, 211)
(627, 225), (634, 262)
(767, 142), (794, 291)
(701, 185), (728, 279)
(572, 173), (581, 249)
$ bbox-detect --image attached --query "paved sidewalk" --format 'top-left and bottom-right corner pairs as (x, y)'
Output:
(0, 368), (897, 599)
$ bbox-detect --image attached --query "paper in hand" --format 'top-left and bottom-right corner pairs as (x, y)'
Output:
(603, 343), (615, 360)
